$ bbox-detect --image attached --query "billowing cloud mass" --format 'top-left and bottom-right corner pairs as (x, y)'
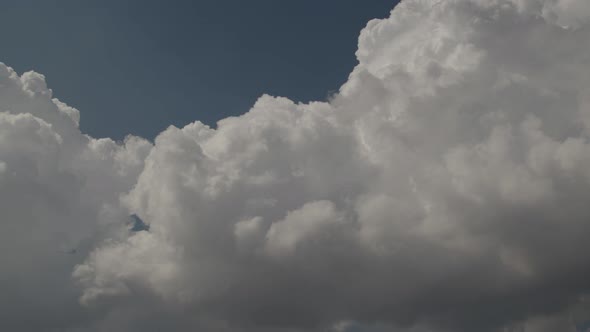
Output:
(3, 0), (590, 331)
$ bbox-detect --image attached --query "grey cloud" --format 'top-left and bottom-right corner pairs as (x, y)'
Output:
(3, 0), (590, 331)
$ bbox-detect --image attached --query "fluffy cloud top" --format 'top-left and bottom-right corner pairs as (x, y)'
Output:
(3, 0), (590, 331)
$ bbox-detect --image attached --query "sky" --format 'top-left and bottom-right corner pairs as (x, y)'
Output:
(0, 0), (395, 140)
(4, 0), (590, 332)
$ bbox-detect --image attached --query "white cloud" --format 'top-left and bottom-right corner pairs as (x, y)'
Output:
(265, 200), (344, 256)
(3, 0), (590, 331)
(0, 63), (151, 330)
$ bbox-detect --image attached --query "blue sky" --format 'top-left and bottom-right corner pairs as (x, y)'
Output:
(0, 0), (396, 140)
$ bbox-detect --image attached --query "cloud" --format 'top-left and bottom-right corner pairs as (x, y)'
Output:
(0, 64), (151, 331)
(2, 0), (590, 331)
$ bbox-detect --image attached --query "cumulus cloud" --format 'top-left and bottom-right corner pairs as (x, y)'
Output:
(3, 0), (590, 331)
(0, 63), (151, 331)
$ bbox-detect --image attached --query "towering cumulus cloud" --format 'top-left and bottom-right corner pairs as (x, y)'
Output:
(2, 0), (590, 331)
